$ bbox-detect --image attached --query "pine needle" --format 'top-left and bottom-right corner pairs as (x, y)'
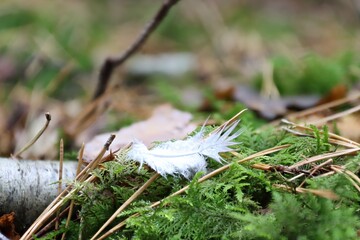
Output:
(91, 173), (160, 240)
(55, 139), (64, 231)
(61, 143), (85, 240)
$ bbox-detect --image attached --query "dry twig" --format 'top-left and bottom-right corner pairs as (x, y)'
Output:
(93, 0), (180, 99)
(13, 112), (51, 158)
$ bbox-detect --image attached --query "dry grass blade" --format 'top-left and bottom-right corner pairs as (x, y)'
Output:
(162, 144), (290, 200)
(289, 148), (360, 169)
(55, 139), (64, 231)
(92, 174), (160, 240)
(282, 119), (360, 148)
(213, 109), (247, 133)
(298, 159), (333, 188)
(97, 144), (290, 239)
(251, 163), (273, 171)
(61, 143), (85, 240)
(307, 104), (360, 126)
(288, 173), (305, 182)
(34, 206), (72, 238)
(273, 184), (339, 200)
(282, 126), (359, 149)
(13, 112), (51, 158)
(330, 165), (360, 193)
(285, 91), (360, 120)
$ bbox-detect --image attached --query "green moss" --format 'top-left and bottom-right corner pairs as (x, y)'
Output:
(40, 121), (360, 239)
(254, 53), (358, 96)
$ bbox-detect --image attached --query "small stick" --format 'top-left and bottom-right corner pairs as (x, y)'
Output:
(97, 144), (290, 239)
(55, 139), (64, 230)
(13, 112), (51, 158)
(93, 0), (181, 99)
(61, 143), (85, 240)
(84, 134), (116, 177)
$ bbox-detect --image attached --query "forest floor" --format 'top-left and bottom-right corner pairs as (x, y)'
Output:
(0, 1), (360, 239)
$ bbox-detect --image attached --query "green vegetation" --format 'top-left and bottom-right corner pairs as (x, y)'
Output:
(1, 2), (360, 239)
(254, 53), (360, 96)
(39, 118), (360, 239)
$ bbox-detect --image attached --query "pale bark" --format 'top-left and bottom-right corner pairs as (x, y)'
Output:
(0, 158), (78, 232)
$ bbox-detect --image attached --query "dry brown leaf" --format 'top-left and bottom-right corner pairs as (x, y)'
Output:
(0, 212), (20, 240)
(233, 85), (319, 120)
(83, 104), (197, 162)
(316, 84), (347, 106)
(334, 114), (360, 143)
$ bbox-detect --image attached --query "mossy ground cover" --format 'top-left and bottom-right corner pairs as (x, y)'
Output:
(1, 1), (360, 239)
(31, 112), (360, 239)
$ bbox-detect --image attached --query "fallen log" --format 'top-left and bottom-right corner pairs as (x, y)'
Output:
(0, 158), (77, 233)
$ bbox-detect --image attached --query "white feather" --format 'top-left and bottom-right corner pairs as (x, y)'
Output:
(126, 120), (242, 178)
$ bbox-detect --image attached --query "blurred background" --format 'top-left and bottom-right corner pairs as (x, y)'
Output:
(0, 0), (360, 159)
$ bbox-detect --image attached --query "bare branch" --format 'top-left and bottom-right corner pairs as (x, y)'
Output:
(93, 0), (180, 100)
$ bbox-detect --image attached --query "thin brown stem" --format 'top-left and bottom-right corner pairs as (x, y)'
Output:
(55, 139), (64, 230)
(61, 143), (85, 240)
(94, 174), (160, 240)
(93, 0), (180, 99)
(13, 112), (51, 158)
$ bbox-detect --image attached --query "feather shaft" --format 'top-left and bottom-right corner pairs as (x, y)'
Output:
(125, 120), (242, 178)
